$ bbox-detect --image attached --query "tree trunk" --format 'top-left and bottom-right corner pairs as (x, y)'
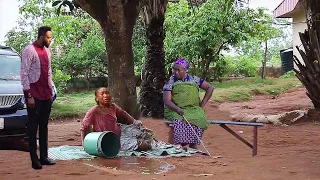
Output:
(76, 0), (140, 118)
(139, 0), (168, 118)
(201, 43), (225, 81)
(87, 69), (91, 91)
(202, 51), (213, 81)
(261, 41), (267, 79)
(87, 77), (90, 91)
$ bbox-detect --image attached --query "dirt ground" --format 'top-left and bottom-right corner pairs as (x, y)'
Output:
(1, 87), (320, 180)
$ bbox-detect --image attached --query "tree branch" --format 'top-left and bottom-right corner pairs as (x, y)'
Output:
(75, 0), (107, 26)
(124, 0), (141, 32)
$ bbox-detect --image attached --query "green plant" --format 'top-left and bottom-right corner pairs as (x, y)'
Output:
(225, 56), (259, 77)
(52, 69), (71, 93)
(280, 70), (295, 78)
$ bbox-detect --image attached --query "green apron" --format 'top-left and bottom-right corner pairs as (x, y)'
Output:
(164, 82), (210, 130)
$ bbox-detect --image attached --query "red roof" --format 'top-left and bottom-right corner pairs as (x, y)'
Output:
(273, 0), (301, 18)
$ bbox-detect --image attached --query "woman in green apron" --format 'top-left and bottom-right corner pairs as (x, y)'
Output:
(163, 58), (214, 149)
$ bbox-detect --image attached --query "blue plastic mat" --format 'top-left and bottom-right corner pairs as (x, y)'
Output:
(48, 141), (201, 161)
(48, 146), (95, 160)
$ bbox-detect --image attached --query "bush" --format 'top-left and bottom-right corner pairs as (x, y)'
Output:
(53, 69), (71, 93)
(280, 70), (295, 78)
(225, 56), (259, 77)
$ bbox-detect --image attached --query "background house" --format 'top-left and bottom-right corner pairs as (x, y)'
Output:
(273, 0), (307, 65)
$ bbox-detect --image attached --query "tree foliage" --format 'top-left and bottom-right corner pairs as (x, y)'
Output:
(164, 0), (280, 80)
(44, 11), (107, 80)
(52, 69), (71, 93)
(234, 11), (291, 67)
(225, 55), (260, 77)
(5, 0), (290, 82)
(132, 15), (146, 74)
(5, 29), (31, 54)
(5, 0), (107, 91)
(4, 0), (55, 53)
(57, 32), (107, 78)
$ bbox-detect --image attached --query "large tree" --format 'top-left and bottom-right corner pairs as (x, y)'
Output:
(294, 0), (320, 108)
(54, 0), (168, 119)
(57, 0), (143, 118)
(56, 0), (168, 119)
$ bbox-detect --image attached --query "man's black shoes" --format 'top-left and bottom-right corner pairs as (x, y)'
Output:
(40, 158), (56, 165)
(32, 161), (42, 170)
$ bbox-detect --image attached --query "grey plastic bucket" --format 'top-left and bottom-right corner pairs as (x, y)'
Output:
(83, 131), (120, 158)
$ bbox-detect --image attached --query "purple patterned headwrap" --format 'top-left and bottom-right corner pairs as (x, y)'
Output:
(174, 58), (189, 70)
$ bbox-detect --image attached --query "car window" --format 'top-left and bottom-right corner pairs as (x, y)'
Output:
(0, 55), (21, 80)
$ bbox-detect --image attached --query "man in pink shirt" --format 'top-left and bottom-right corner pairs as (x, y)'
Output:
(20, 26), (55, 170)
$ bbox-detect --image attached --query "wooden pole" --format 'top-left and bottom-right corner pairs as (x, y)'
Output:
(253, 126), (258, 156)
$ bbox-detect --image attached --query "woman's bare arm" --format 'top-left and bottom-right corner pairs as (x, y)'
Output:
(199, 81), (214, 108)
(122, 111), (135, 124)
(80, 130), (88, 146)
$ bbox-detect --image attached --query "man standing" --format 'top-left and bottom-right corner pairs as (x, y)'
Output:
(20, 26), (56, 170)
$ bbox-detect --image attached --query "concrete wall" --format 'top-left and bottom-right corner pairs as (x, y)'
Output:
(292, 11), (307, 67)
(258, 66), (282, 78)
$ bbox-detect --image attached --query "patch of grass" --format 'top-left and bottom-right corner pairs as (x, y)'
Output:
(50, 89), (142, 120)
(208, 77), (302, 102)
(225, 89), (252, 102)
(51, 77), (302, 119)
(212, 77), (275, 89)
(50, 90), (96, 119)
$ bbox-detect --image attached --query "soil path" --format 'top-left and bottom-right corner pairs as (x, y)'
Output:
(1, 88), (319, 180)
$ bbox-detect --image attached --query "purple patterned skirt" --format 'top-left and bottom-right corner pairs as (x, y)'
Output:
(171, 119), (203, 145)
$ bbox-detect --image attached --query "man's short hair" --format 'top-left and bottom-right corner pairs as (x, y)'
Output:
(37, 26), (52, 39)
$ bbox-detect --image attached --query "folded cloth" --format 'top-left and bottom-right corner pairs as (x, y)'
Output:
(119, 123), (155, 151)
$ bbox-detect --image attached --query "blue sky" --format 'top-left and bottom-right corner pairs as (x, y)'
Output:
(0, 0), (283, 45)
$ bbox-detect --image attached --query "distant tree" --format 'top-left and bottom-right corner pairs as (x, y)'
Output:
(5, 30), (31, 54)
(164, 0), (275, 81)
(58, 32), (107, 90)
(234, 15), (290, 78)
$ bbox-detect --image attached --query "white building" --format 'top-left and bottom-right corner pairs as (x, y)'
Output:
(273, 0), (307, 63)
